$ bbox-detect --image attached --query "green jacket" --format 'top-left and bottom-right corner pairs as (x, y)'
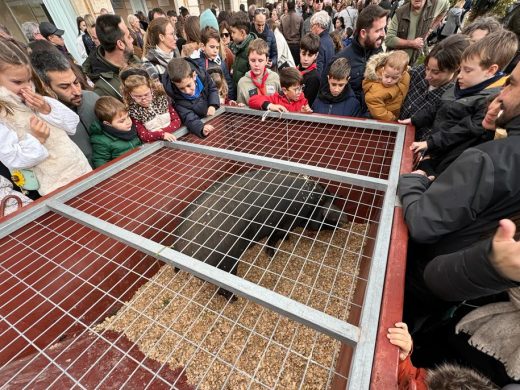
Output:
(230, 33), (256, 87)
(89, 121), (142, 168)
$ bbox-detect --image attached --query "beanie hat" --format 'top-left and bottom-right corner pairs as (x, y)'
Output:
(199, 9), (219, 32)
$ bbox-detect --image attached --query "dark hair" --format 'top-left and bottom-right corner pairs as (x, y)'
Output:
(76, 16), (85, 36)
(219, 20), (231, 35)
(29, 40), (71, 84)
(287, 0), (296, 11)
(184, 16), (200, 43)
(96, 14), (124, 53)
(329, 57), (351, 79)
(150, 7), (166, 20)
(167, 10), (177, 17)
(229, 11), (250, 34)
(280, 67), (302, 89)
(300, 32), (320, 54)
(334, 16), (345, 29)
(95, 96), (127, 123)
(355, 4), (388, 35)
(168, 58), (193, 83)
(461, 16), (502, 37)
(201, 26), (220, 44)
(180, 7), (190, 18)
(239, 4), (246, 12)
(462, 29), (518, 71)
(217, 10), (231, 24)
(425, 34), (469, 72)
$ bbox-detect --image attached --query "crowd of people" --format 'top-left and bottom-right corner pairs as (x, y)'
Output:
(0, 0), (520, 388)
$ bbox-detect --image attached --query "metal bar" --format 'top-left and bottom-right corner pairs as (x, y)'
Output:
(47, 200), (361, 346)
(347, 124), (406, 389)
(221, 106), (401, 133)
(166, 141), (388, 191)
(0, 143), (162, 240)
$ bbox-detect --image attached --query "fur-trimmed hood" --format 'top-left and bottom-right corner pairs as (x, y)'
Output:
(363, 51), (392, 81)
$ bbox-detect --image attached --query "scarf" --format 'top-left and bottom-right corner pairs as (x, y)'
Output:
(128, 91), (169, 124)
(181, 75), (204, 100)
(299, 63), (317, 76)
(317, 83), (354, 104)
(149, 46), (175, 68)
(101, 122), (137, 141)
(454, 72), (505, 99)
(250, 70), (269, 96)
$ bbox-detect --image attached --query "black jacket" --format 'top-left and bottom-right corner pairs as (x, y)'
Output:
(322, 36), (382, 110)
(162, 58), (220, 138)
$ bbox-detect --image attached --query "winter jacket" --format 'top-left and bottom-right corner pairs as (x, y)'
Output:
(162, 58), (220, 138)
(230, 33), (256, 87)
(90, 121), (142, 168)
(249, 91), (308, 112)
(362, 52), (410, 121)
(311, 83), (360, 117)
(398, 115), (520, 258)
(68, 90), (100, 167)
(280, 11), (303, 45)
(317, 30), (335, 77)
(236, 69), (281, 105)
(193, 51), (236, 101)
(324, 36), (383, 111)
(398, 355), (428, 390)
(250, 24), (278, 69)
(82, 46), (143, 101)
(300, 65), (320, 107)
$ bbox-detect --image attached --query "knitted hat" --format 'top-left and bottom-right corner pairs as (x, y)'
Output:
(199, 9), (219, 32)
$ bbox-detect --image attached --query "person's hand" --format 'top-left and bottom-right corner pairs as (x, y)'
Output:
(163, 132), (176, 142)
(207, 106), (216, 116)
(410, 141), (427, 153)
(21, 88), (51, 115)
(398, 118), (412, 125)
(410, 37), (424, 50)
(301, 104), (313, 113)
(29, 115), (50, 144)
(411, 169), (435, 181)
(387, 322), (412, 361)
(268, 103), (288, 113)
(202, 124), (214, 136)
(490, 219), (520, 282)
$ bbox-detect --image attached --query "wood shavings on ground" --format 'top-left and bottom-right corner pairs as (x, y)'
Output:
(95, 222), (368, 389)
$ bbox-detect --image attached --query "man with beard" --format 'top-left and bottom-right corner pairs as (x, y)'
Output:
(250, 9), (278, 70)
(323, 4), (388, 112)
(31, 46), (99, 166)
(398, 62), (520, 329)
(83, 14), (143, 101)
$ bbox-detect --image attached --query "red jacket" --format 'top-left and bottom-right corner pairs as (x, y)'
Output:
(248, 92), (308, 113)
(398, 355), (428, 390)
(132, 105), (182, 143)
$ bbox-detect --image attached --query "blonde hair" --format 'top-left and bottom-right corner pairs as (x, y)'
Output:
(248, 38), (269, 57)
(384, 50), (409, 72)
(210, 71), (228, 100)
(120, 69), (166, 105)
(84, 14), (95, 28)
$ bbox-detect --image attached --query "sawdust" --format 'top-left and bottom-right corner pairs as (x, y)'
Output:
(95, 222), (368, 389)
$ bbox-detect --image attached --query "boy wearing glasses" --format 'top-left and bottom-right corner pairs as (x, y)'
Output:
(249, 67), (312, 113)
(229, 12), (257, 88)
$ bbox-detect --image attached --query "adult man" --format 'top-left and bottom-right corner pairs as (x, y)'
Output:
(310, 11), (334, 76)
(149, 7), (166, 20)
(83, 14), (143, 100)
(39, 21), (75, 63)
(398, 62), (520, 320)
(21, 22), (44, 42)
(385, 0), (448, 64)
(250, 9), (278, 69)
(324, 5), (388, 109)
(31, 46), (99, 166)
(280, 0), (303, 65)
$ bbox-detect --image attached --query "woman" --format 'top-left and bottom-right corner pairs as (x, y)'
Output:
(266, 19), (295, 68)
(127, 14), (145, 58)
(338, 0), (358, 31)
(82, 14), (96, 56)
(334, 16), (345, 35)
(76, 17), (88, 64)
(181, 16), (201, 58)
(142, 18), (180, 78)
(399, 34), (470, 121)
(219, 21), (234, 72)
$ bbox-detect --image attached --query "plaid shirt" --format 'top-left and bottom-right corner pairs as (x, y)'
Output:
(400, 65), (454, 121)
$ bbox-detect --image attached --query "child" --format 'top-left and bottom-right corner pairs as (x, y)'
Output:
(195, 27), (236, 101)
(249, 67), (312, 113)
(387, 322), (499, 390)
(298, 33), (321, 107)
(342, 27), (354, 48)
(312, 57), (361, 117)
(120, 67), (180, 143)
(236, 39), (281, 106)
(90, 96), (142, 168)
(164, 57), (220, 138)
(362, 50), (410, 121)
(404, 30), (518, 177)
(0, 38), (91, 197)
(229, 11), (257, 88)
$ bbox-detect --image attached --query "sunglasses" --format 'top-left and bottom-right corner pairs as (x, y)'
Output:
(220, 32), (230, 38)
(254, 7), (268, 14)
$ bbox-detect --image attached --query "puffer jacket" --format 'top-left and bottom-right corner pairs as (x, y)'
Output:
(362, 52), (410, 121)
(230, 33), (256, 87)
(89, 121), (142, 168)
(193, 51), (236, 101)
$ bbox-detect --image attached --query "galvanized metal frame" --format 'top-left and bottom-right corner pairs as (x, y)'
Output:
(0, 107), (406, 389)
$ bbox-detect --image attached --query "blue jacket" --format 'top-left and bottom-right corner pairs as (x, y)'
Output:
(250, 23), (278, 69)
(311, 83), (360, 117)
(193, 51), (237, 101)
(317, 30), (335, 77)
(161, 58), (220, 138)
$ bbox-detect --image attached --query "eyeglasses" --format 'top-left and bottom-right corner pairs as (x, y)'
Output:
(220, 32), (230, 38)
(288, 86), (303, 93)
(130, 90), (152, 101)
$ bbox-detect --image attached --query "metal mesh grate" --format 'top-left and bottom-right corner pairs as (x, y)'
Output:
(0, 109), (405, 389)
